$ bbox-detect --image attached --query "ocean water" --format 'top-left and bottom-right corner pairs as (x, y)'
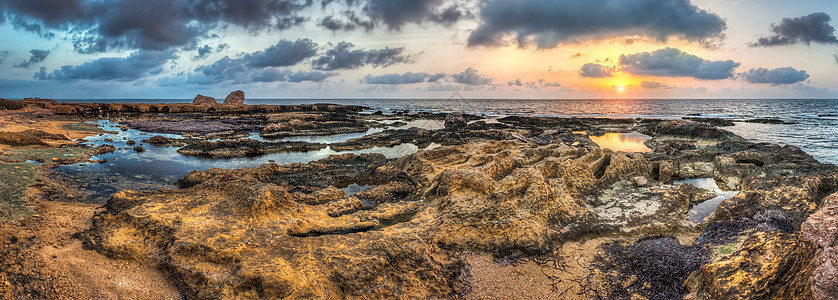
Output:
(59, 98), (838, 164)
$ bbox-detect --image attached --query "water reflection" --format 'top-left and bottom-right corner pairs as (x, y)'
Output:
(674, 178), (739, 224)
(589, 132), (652, 153)
(54, 120), (441, 203)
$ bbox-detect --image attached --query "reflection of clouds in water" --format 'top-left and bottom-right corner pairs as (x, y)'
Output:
(56, 120), (442, 203)
(589, 132), (652, 153)
(674, 178), (739, 224)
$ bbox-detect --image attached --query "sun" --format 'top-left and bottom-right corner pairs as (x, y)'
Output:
(616, 85), (625, 92)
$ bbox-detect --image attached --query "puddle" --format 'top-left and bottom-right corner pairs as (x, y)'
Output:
(25, 160), (43, 165)
(589, 132), (652, 153)
(674, 178), (739, 224)
(340, 183), (373, 197)
(53, 120), (442, 203)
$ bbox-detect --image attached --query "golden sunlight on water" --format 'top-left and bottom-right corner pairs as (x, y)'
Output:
(589, 132), (652, 153)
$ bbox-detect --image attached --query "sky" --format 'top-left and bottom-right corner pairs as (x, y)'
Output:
(0, 0), (837, 99)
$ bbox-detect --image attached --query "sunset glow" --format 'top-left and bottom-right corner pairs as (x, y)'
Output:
(0, 0), (835, 99)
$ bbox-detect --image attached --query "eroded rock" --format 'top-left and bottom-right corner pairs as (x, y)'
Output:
(193, 94), (217, 105)
(223, 90), (245, 105)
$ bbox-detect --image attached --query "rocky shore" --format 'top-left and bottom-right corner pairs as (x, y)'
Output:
(0, 97), (836, 299)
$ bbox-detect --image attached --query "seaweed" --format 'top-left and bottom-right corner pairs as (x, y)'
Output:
(579, 210), (794, 299)
(583, 237), (709, 300)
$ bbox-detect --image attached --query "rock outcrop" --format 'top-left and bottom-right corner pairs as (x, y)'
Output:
(76, 114), (838, 299)
(223, 90), (245, 105)
(192, 94), (216, 105)
(444, 113), (467, 129)
(801, 192), (838, 300)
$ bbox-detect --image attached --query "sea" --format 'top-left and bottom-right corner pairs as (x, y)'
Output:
(63, 98), (838, 165)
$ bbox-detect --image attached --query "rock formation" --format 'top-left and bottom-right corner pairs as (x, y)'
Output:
(444, 113), (467, 129)
(74, 115), (838, 299)
(223, 90), (245, 105)
(192, 94), (216, 105)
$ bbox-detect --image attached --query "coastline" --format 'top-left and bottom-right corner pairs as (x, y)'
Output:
(0, 98), (836, 299)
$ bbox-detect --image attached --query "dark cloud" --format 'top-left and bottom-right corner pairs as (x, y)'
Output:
(35, 50), (176, 81)
(318, 13), (374, 32)
(251, 69), (337, 83)
(0, 50), (10, 65)
(242, 39), (318, 68)
(738, 67), (809, 85)
(579, 63), (613, 78)
(468, 0), (726, 48)
(619, 48), (739, 80)
(312, 42), (415, 70)
(187, 56), (249, 84)
(179, 39), (336, 85)
(10, 17), (55, 38)
(751, 12), (838, 47)
(450, 68), (492, 85)
(14, 49), (49, 68)
(320, 0), (466, 32)
(187, 38), (318, 82)
(193, 45), (214, 61)
(362, 71), (440, 84)
(1, 0), (314, 53)
(1, 0), (85, 25)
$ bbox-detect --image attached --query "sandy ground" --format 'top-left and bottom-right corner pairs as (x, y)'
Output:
(0, 107), (96, 141)
(462, 237), (635, 300)
(0, 108), (182, 299)
(0, 187), (181, 299)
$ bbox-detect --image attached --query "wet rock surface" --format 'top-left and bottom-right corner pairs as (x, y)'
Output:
(2, 101), (836, 299)
(177, 139), (327, 158)
(260, 112), (371, 138)
(82, 111), (838, 298)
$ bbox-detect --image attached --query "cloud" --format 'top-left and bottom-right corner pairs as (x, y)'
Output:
(175, 39), (341, 85)
(0, 50), (10, 65)
(35, 50), (176, 81)
(312, 42), (415, 70)
(14, 49), (49, 68)
(185, 38), (318, 84)
(738, 67), (810, 85)
(251, 69), (337, 83)
(639, 80), (672, 89)
(507, 78), (561, 89)
(241, 38), (318, 68)
(619, 48), (739, 80)
(1, 0), (314, 53)
(450, 67), (492, 85)
(318, 13), (374, 32)
(751, 12), (838, 47)
(320, 0), (467, 31)
(193, 45), (214, 61)
(467, 0), (726, 48)
(579, 63), (613, 78)
(362, 71), (444, 84)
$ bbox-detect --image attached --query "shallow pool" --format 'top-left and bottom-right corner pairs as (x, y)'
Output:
(674, 178), (739, 224)
(589, 132), (652, 153)
(54, 120), (440, 203)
